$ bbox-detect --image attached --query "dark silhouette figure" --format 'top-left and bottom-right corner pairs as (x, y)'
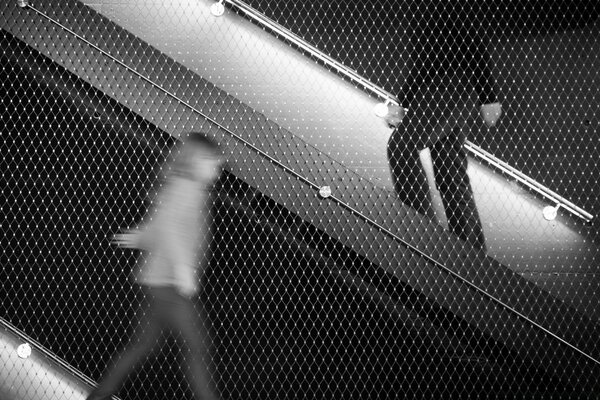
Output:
(386, 2), (502, 252)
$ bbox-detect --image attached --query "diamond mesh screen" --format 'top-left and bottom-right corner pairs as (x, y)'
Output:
(1, 1), (599, 399)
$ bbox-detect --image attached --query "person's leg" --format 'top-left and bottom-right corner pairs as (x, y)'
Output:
(431, 127), (487, 252)
(87, 288), (163, 400)
(157, 287), (219, 400)
(387, 127), (434, 219)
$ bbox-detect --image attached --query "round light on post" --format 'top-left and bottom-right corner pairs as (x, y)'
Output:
(318, 186), (332, 199)
(17, 343), (32, 359)
(543, 204), (560, 221)
(210, 1), (225, 16)
(17, 0), (29, 8)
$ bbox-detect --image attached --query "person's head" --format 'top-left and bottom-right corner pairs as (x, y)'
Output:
(173, 131), (223, 184)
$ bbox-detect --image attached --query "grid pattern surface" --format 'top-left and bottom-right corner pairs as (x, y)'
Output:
(1, 1), (599, 399)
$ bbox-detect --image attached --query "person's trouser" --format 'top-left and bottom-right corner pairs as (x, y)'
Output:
(387, 125), (487, 252)
(87, 285), (218, 400)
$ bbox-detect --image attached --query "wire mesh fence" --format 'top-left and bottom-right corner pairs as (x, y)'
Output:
(1, 1), (599, 399)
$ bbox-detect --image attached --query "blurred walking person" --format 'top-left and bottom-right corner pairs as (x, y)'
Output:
(87, 131), (224, 400)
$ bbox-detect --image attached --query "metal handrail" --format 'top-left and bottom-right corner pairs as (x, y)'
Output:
(16, 1), (600, 368)
(464, 141), (593, 221)
(0, 316), (108, 396)
(220, 0), (399, 103)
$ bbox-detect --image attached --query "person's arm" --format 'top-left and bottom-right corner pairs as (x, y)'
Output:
(111, 222), (155, 250)
(469, 33), (498, 104)
(164, 231), (198, 297)
(384, 61), (417, 129)
(468, 34), (503, 127)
